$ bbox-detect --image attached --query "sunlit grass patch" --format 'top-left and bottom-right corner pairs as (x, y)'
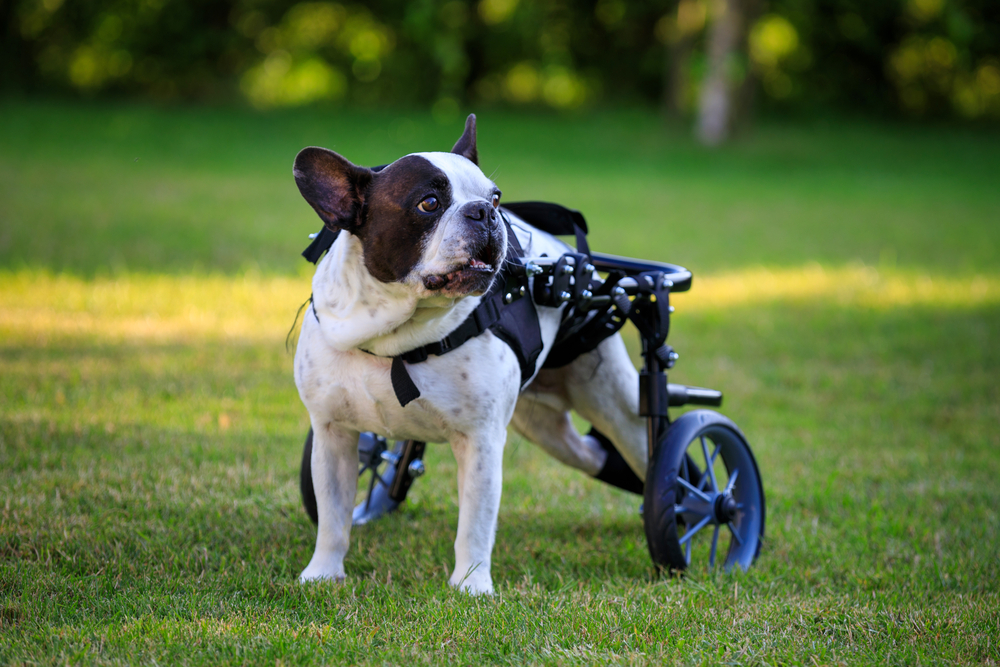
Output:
(676, 264), (1000, 312)
(2, 266), (997, 346)
(0, 270), (312, 344)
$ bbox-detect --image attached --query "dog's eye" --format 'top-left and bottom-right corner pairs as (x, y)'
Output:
(491, 193), (501, 209)
(417, 196), (439, 213)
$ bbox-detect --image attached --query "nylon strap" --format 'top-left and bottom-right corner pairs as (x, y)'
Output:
(390, 357), (422, 407)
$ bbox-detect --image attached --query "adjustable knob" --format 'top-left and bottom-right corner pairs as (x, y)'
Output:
(407, 459), (425, 478)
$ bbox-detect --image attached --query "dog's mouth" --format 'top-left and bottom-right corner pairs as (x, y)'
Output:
(422, 234), (503, 294)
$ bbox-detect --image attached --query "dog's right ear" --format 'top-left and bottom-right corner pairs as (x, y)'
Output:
(293, 147), (374, 232)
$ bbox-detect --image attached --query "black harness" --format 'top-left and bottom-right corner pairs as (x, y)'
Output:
(303, 201), (597, 407)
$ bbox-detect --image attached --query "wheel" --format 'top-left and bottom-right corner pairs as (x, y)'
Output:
(300, 428), (318, 524)
(643, 410), (765, 572)
(299, 429), (402, 526)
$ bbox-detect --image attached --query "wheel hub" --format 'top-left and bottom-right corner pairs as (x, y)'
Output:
(714, 492), (738, 524)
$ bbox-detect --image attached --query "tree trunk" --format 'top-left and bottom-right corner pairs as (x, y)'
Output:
(696, 0), (745, 145)
(663, 34), (696, 118)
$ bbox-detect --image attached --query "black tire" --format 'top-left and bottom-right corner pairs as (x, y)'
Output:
(643, 410), (765, 573)
(300, 428), (318, 525)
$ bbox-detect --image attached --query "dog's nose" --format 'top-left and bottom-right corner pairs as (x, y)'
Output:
(462, 201), (494, 224)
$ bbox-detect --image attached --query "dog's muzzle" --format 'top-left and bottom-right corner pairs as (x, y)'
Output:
(423, 203), (505, 294)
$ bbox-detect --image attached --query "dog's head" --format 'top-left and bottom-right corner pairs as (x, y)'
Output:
(293, 115), (506, 298)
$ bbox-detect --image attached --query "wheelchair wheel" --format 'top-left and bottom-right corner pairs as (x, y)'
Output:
(643, 410), (765, 573)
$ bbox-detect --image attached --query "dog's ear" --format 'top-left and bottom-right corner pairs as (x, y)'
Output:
(293, 147), (374, 232)
(450, 114), (478, 165)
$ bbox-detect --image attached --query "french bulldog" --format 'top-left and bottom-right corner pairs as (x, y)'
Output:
(292, 114), (649, 594)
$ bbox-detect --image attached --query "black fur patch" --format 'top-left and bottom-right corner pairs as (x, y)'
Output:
(357, 155), (452, 283)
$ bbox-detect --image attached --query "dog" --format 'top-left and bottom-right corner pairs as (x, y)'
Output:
(292, 114), (649, 594)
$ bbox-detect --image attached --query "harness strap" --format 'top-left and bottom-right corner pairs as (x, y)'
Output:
(500, 201), (589, 256)
(388, 217), (526, 406)
(390, 357), (421, 407)
(396, 294), (502, 364)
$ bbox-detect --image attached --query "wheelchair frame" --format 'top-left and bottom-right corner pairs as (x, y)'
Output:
(300, 250), (766, 573)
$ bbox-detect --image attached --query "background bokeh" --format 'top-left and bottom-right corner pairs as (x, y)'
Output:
(3, 0), (999, 122)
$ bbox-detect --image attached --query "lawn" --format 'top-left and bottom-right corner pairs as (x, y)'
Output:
(1, 100), (998, 664)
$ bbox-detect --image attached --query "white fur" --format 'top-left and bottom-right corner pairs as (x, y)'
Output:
(296, 151), (648, 594)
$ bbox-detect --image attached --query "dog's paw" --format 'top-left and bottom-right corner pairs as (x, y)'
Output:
(299, 558), (346, 584)
(299, 570), (346, 584)
(450, 566), (494, 595)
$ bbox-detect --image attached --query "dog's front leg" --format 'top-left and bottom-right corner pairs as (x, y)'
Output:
(300, 422), (359, 583)
(448, 426), (506, 595)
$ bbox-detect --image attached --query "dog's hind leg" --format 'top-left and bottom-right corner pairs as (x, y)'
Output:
(563, 334), (648, 479)
(511, 390), (606, 476)
(300, 422), (360, 583)
(513, 345), (646, 494)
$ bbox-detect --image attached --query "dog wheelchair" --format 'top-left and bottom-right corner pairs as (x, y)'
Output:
(298, 202), (765, 573)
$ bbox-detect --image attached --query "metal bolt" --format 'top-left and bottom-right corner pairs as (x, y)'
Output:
(668, 305), (675, 313)
(558, 291), (572, 302)
(612, 286), (626, 297)
(408, 459), (426, 478)
(308, 232), (319, 239)
(518, 285), (526, 297)
(585, 264), (595, 273)
(661, 277), (674, 289)
(524, 262), (543, 277)
(669, 351), (679, 361)
(581, 289), (593, 299)
(644, 275), (654, 287)
(561, 264), (574, 274)
(504, 292), (513, 304)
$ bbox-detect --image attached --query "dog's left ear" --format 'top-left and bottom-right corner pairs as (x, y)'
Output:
(451, 114), (478, 165)
(293, 147), (373, 232)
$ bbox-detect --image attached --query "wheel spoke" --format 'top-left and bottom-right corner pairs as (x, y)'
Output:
(728, 522), (744, 546)
(701, 437), (719, 493)
(724, 468), (740, 494)
(709, 525), (720, 567)
(697, 444), (721, 493)
(677, 477), (712, 503)
(678, 513), (712, 545)
(685, 537), (692, 566)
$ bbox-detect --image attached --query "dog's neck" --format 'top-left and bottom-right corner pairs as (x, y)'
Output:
(311, 232), (482, 357)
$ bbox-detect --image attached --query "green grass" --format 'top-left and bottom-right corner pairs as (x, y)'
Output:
(2, 101), (998, 276)
(1, 100), (999, 664)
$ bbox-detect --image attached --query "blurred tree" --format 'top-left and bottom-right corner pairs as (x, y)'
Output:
(697, 0), (750, 144)
(659, 0), (707, 117)
(0, 0), (997, 121)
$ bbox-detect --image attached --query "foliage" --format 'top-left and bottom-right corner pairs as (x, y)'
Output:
(1, 0), (999, 119)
